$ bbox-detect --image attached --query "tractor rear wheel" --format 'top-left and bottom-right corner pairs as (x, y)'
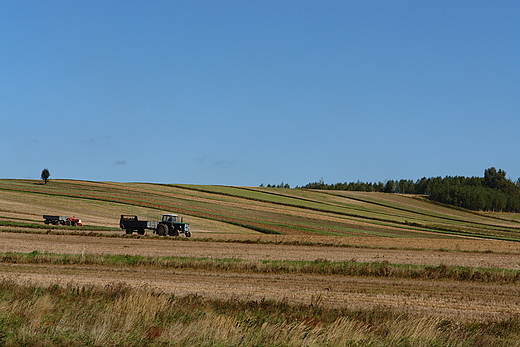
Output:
(157, 224), (168, 236)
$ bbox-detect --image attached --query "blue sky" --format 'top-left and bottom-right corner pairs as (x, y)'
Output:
(1, 1), (519, 186)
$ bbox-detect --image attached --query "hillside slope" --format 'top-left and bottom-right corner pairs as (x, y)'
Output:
(1, 179), (520, 240)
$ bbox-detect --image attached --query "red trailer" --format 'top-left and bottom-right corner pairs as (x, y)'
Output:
(43, 215), (82, 226)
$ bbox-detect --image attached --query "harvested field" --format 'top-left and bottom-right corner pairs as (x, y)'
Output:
(3, 179), (520, 345)
(2, 232), (520, 269)
(3, 179), (520, 238)
(2, 231), (520, 322)
(3, 261), (520, 321)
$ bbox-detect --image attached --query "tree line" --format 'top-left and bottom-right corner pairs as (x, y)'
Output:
(294, 168), (520, 212)
(259, 182), (291, 188)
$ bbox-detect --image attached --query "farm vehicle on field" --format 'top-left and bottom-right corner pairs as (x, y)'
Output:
(43, 215), (83, 226)
(119, 214), (191, 237)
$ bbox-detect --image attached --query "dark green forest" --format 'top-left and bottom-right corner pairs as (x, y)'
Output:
(295, 168), (520, 212)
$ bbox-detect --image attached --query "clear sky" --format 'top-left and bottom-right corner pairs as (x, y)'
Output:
(1, 1), (519, 186)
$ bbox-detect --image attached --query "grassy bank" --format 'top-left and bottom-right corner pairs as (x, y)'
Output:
(0, 279), (519, 346)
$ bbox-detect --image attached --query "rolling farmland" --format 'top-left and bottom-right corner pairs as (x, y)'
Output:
(2, 179), (520, 345)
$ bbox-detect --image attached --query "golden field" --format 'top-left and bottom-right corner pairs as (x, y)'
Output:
(2, 179), (520, 345)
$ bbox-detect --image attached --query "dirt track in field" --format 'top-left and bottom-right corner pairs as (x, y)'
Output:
(3, 231), (520, 320)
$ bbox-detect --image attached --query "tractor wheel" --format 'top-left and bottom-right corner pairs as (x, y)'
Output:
(157, 224), (168, 236)
(169, 227), (180, 237)
(137, 229), (145, 235)
(125, 228), (133, 235)
(185, 231), (191, 238)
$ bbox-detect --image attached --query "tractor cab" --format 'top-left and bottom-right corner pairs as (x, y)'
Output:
(162, 214), (178, 223)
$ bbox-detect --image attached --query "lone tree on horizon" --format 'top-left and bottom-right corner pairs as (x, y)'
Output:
(41, 168), (50, 184)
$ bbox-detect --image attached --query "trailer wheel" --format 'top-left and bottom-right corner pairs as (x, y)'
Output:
(157, 224), (168, 236)
(125, 228), (133, 235)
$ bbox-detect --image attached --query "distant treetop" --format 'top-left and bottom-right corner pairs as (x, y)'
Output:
(41, 168), (50, 184)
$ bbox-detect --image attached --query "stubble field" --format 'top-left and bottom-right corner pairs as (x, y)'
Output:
(2, 179), (520, 345)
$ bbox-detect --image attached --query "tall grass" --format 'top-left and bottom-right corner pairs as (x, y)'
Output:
(3, 251), (520, 284)
(0, 279), (519, 346)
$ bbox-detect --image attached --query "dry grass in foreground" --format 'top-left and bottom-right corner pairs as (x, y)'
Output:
(1, 279), (520, 347)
